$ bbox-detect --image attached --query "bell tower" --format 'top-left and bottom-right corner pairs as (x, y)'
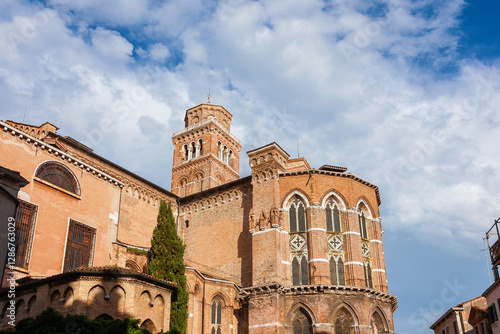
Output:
(171, 104), (241, 197)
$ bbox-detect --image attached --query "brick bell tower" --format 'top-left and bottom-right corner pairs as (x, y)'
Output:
(171, 104), (241, 197)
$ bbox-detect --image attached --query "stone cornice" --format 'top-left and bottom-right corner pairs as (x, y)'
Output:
(239, 283), (398, 311)
(1, 121), (124, 188)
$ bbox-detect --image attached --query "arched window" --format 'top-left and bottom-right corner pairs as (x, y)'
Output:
(223, 146), (228, 164)
(289, 198), (309, 285)
(35, 161), (80, 196)
(330, 255), (346, 286)
(228, 150), (233, 168)
(184, 144), (189, 161)
(198, 139), (203, 156)
(325, 200), (341, 232)
(334, 308), (354, 334)
(191, 142), (197, 159)
(211, 299), (222, 334)
(364, 260), (373, 289)
(358, 211), (368, 239)
(217, 142), (223, 160)
(289, 199), (306, 233)
(292, 309), (312, 334)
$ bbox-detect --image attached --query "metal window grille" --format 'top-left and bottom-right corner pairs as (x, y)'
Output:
(63, 220), (96, 272)
(14, 200), (38, 269)
(36, 161), (80, 195)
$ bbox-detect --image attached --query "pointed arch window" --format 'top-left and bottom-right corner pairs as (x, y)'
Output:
(289, 198), (309, 285)
(364, 260), (373, 289)
(292, 310), (312, 334)
(358, 211), (368, 239)
(198, 139), (203, 156)
(35, 161), (80, 196)
(183, 144), (189, 161)
(211, 299), (222, 334)
(325, 200), (341, 233)
(330, 255), (346, 286)
(334, 308), (354, 334)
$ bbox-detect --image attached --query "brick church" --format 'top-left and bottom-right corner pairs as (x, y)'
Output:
(0, 103), (397, 333)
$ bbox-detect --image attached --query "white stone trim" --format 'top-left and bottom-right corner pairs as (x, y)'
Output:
(343, 231), (361, 236)
(309, 258), (329, 263)
(251, 228), (280, 236)
(282, 190), (311, 208)
(281, 260), (291, 265)
(249, 322), (281, 329)
(320, 190), (347, 210)
(308, 228), (326, 232)
(370, 239), (383, 244)
(372, 269), (386, 273)
(1, 121), (124, 187)
(344, 261), (364, 266)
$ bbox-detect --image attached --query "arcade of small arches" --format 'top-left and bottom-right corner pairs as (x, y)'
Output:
(183, 138), (204, 162)
(217, 141), (234, 168)
(284, 191), (377, 289)
(287, 304), (390, 334)
(0, 284), (166, 333)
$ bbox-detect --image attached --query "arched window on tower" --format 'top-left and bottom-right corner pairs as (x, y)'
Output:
(211, 298), (222, 334)
(334, 308), (354, 334)
(228, 150), (233, 168)
(217, 141), (222, 160)
(190, 141), (196, 159)
(198, 139), (203, 156)
(184, 144), (189, 162)
(289, 198), (309, 285)
(291, 309), (312, 334)
(223, 146), (228, 164)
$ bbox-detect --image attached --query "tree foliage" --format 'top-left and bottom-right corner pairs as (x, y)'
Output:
(0, 308), (150, 334)
(148, 201), (188, 334)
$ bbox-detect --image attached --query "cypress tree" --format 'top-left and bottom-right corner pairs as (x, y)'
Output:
(148, 201), (188, 334)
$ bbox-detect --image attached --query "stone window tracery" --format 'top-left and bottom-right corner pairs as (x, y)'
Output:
(334, 308), (354, 334)
(289, 198), (309, 285)
(292, 310), (312, 334)
(35, 161), (80, 196)
(211, 299), (222, 334)
(326, 199), (345, 285)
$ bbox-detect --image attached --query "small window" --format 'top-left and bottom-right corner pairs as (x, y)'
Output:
(289, 199), (306, 232)
(35, 161), (80, 196)
(330, 256), (346, 286)
(14, 200), (38, 269)
(292, 310), (311, 334)
(185, 220), (189, 228)
(325, 200), (341, 232)
(63, 219), (96, 272)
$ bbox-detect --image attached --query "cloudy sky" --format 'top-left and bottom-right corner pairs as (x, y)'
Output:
(1, 0), (499, 331)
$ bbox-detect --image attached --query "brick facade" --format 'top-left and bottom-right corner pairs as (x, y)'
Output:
(0, 102), (397, 333)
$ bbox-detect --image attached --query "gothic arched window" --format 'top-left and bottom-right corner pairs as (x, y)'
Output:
(289, 197), (309, 285)
(358, 211), (368, 239)
(35, 161), (80, 196)
(211, 299), (222, 334)
(292, 309), (312, 334)
(364, 260), (373, 289)
(217, 141), (222, 160)
(330, 256), (346, 286)
(334, 308), (354, 334)
(325, 200), (341, 232)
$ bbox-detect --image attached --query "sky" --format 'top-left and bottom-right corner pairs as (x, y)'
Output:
(0, 0), (499, 332)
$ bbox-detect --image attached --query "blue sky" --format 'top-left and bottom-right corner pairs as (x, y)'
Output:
(1, 0), (499, 332)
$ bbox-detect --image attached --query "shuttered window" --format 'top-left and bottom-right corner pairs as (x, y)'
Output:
(14, 200), (38, 269)
(63, 220), (96, 272)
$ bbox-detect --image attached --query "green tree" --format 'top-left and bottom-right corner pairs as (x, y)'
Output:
(148, 201), (188, 334)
